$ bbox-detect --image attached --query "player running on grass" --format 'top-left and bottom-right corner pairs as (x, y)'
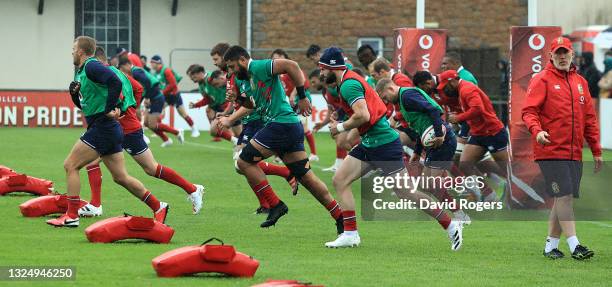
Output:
(116, 51), (183, 148)
(270, 49), (319, 163)
(78, 55), (204, 217)
(208, 42), (244, 143)
(310, 69), (361, 172)
(47, 36), (169, 227)
(220, 66), (300, 214)
(311, 69), (349, 171)
(150, 55), (200, 140)
(217, 45), (344, 233)
(368, 58), (420, 155)
(376, 76), (471, 225)
(206, 42), (298, 213)
(439, 53), (505, 198)
(318, 47), (463, 249)
(441, 70), (509, 202)
(186, 64), (239, 144)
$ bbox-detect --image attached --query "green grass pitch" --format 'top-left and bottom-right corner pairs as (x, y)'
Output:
(0, 128), (610, 286)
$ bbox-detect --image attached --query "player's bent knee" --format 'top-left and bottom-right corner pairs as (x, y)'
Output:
(331, 173), (349, 190)
(144, 166), (157, 177)
(234, 159), (244, 174)
(331, 174), (342, 188)
(63, 159), (80, 172)
(286, 159), (311, 180)
(112, 174), (130, 186)
(239, 143), (264, 164)
(339, 142), (353, 151)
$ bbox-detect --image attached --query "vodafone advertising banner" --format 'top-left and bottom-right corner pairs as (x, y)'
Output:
(508, 26), (562, 208)
(0, 91), (84, 127)
(393, 28), (447, 76)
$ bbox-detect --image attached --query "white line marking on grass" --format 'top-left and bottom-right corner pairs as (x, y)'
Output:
(586, 221), (612, 228)
(184, 141), (233, 151)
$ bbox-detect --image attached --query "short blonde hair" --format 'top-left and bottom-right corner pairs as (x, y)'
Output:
(75, 36), (96, 56)
(375, 78), (394, 96)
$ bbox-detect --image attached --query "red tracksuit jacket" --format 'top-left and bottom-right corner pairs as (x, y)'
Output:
(455, 80), (504, 136)
(521, 62), (601, 161)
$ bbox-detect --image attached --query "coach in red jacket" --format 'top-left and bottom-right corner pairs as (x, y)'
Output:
(522, 37), (602, 260)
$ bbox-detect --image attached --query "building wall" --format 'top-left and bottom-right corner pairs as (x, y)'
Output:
(537, 0), (612, 33)
(0, 0), (75, 90)
(141, 0), (240, 91)
(0, 0), (240, 91)
(250, 0), (528, 71)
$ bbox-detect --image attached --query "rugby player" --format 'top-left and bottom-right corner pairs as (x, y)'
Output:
(47, 36), (169, 227)
(270, 49), (319, 162)
(79, 55), (204, 217)
(219, 45), (344, 232)
(310, 69), (354, 172)
(150, 55), (199, 139)
(186, 65), (238, 144)
(377, 76), (471, 225)
(116, 50), (181, 148)
(441, 70), (509, 202)
(319, 47), (463, 249)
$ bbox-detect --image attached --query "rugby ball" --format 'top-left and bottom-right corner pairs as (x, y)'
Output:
(421, 124), (446, 147)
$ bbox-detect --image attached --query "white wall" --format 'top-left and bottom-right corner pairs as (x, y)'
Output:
(0, 0), (75, 90)
(0, 0), (240, 91)
(537, 0), (612, 34)
(140, 0), (240, 92)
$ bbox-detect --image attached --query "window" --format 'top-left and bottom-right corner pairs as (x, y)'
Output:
(357, 37), (384, 57)
(75, 0), (140, 56)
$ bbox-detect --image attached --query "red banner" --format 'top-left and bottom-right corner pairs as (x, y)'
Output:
(0, 91), (84, 127)
(508, 26), (562, 208)
(393, 28), (447, 76)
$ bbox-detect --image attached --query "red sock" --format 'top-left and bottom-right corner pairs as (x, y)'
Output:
(325, 200), (342, 220)
(251, 180), (280, 207)
(86, 164), (102, 207)
(185, 116), (194, 127)
(157, 123), (179, 135)
(305, 131), (317, 155)
(141, 191), (161, 212)
(336, 146), (347, 159)
(429, 208), (451, 229)
(153, 128), (169, 141)
(342, 210), (357, 231)
(258, 161), (290, 178)
(256, 193), (270, 209)
(67, 195), (81, 218)
(155, 164), (196, 194)
(218, 130), (233, 141)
